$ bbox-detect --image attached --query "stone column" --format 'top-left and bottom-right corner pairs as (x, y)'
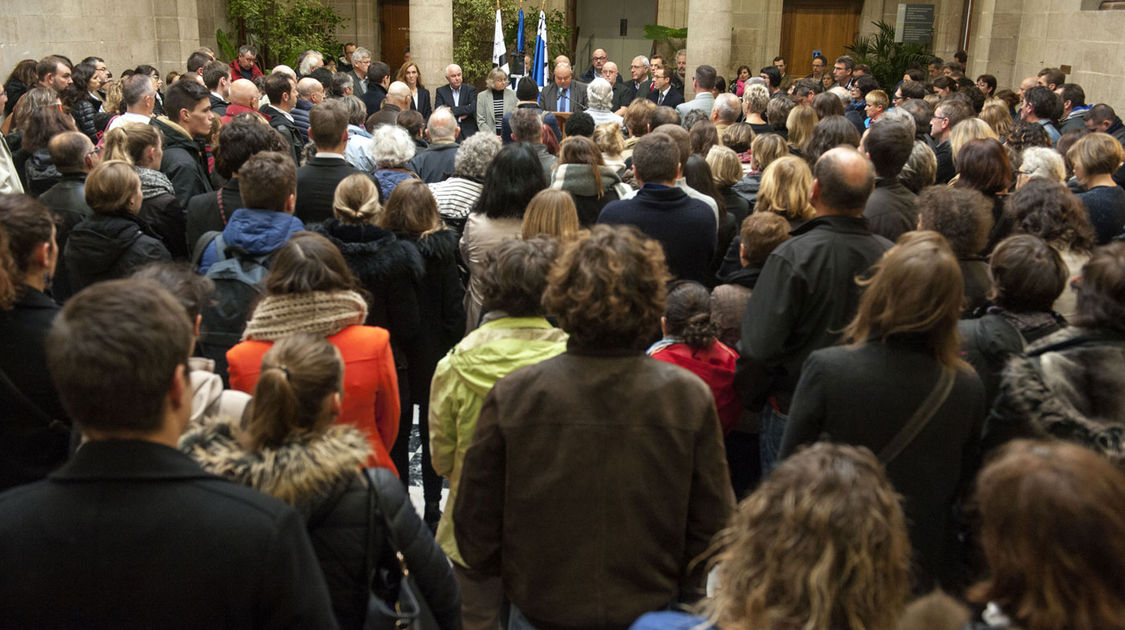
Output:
(410, 0), (453, 95)
(684, 0), (732, 100)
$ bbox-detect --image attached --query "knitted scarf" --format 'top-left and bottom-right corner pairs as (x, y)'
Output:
(136, 166), (176, 200)
(242, 290), (368, 341)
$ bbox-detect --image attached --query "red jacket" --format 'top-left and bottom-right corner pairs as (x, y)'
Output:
(229, 60), (264, 82)
(227, 325), (401, 474)
(650, 339), (741, 433)
(220, 103), (269, 126)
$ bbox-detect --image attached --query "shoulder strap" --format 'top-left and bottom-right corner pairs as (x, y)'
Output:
(878, 368), (957, 465)
(0, 363), (67, 434)
(191, 230), (222, 268)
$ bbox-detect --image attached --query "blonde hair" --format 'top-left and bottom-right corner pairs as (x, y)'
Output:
(102, 122), (161, 165)
(241, 334), (344, 456)
(332, 173), (383, 224)
(521, 189), (579, 239)
(1067, 131), (1125, 177)
(786, 104), (817, 152)
(700, 443), (910, 630)
(706, 145), (742, 187)
(950, 118), (999, 168)
(592, 122), (625, 157)
(750, 133), (788, 172)
(84, 160), (141, 215)
(844, 231), (968, 370)
(757, 155), (814, 221)
(865, 89), (889, 109)
(980, 101), (1013, 139)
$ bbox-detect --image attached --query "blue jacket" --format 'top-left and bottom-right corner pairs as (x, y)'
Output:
(198, 208), (305, 273)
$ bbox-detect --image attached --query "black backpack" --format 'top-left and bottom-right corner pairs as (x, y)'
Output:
(192, 231), (271, 385)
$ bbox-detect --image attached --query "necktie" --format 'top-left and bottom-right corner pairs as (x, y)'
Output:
(560, 89), (569, 113)
(658, 91), (664, 106)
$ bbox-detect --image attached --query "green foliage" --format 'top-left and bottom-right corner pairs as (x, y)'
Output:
(216, 28), (238, 62)
(643, 24), (685, 67)
(227, 0), (348, 69)
(844, 21), (931, 92)
(452, 0), (573, 87)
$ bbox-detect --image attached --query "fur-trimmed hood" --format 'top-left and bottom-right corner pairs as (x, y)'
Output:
(312, 218), (425, 285)
(180, 416), (372, 506)
(999, 326), (1125, 463)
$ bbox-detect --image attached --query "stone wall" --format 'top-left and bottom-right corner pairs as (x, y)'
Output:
(969, 0), (1125, 108)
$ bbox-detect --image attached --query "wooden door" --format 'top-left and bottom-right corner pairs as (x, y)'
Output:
(780, 0), (863, 79)
(381, 0), (410, 71)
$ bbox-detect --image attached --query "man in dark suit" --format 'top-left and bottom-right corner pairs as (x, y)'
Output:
(0, 279), (338, 628)
(539, 63), (587, 113)
(349, 47), (372, 96)
(616, 55), (652, 115)
(367, 81), (410, 129)
(296, 100), (364, 224)
(646, 67), (684, 108)
(605, 61), (632, 112)
(579, 48), (610, 83)
(362, 61), (392, 117)
(434, 63), (477, 138)
(202, 60), (230, 118)
(260, 73), (305, 165)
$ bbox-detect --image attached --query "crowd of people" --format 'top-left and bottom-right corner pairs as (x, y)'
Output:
(0, 41), (1124, 630)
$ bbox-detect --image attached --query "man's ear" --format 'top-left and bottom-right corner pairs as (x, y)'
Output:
(810, 178), (822, 207)
(284, 192), (296, 214)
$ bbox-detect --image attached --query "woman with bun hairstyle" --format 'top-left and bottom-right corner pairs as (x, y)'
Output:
(226, 231), (400, 474)
(648, 281), (740, 433)
(184, 334), (460, 630)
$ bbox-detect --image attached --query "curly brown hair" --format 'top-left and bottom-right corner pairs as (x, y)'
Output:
(916, 186), (994, 257)
(542, 225), (668, 350)
(700, 443), (910, 630)
(480, 237), (559, 317)
(1006, 178), (1095, 253)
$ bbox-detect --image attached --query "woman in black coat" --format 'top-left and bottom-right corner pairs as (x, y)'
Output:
(64, 160), (171, 295)
(378, 179), (466, 527)
(60, 62), (103, 144)
(781, 231), (985, 593)
(182, 334), (461, 630)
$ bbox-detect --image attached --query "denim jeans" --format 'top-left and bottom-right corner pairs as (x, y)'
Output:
(759, 404), (788, 476)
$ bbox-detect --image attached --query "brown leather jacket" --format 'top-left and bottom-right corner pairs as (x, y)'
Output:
(453, 345), (735, 630)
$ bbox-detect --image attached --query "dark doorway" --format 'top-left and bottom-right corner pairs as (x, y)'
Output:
(381, 0), (410, 72)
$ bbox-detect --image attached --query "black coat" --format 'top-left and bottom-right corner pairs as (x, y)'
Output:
(139, 189), (189, 261)
(397, 229), (465, 403)
(68, 95), (100, 143)
(435, 84), (478, 137)
(209, 92), (230, 118)
(363, 84), (388, 118)
(295, 157), (364, 225)
(863, 177), (917, 243)
(181, 422), (462, 630)
(409, 88), (433, 120)
(64, 213), (172, 295)
(185, 177), (242, 253)
(408, 142), (459, 184)
(152, 117), (213, 209)
(781, 337), (985, 590)
(0, 439), (339, 628)
(645, 87), (684, 108)
(37, 172), (92, 301)
(0, 287), (68, 491)
(262, 106), (306, 165)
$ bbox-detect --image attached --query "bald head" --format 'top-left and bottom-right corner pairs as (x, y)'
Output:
(229, 79), (259, 108)
(387, 81), (411, 108)
(811, 147), (875, 216)
(49, 131), (95, 172)
(711, 93), (741, 123)
(427, 107), (459, 142)
(296, 77), (325, 104)
(272, 65), (297, 81)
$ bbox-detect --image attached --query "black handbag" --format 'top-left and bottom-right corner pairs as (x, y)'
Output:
(363, 467), (440, 630)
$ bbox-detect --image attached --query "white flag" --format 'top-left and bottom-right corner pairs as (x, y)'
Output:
(492, 9), (509, 74)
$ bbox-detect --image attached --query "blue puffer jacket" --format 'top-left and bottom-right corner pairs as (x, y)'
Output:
(198, 208), (305, 273)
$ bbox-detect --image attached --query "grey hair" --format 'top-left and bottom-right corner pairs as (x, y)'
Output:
(712, 93), (741, 123)
(899, 140), (937, 194)
(427, 107), (458, 140)
(298, 50), (324, 76)
(587, 77), (613, 111)
(877, 108), (916, 138)
(743, 84), (769, 115)
(272, 65), (297, 80)
(1020, 146), (1066, 183)
(453, 132), (502, 179)
(632, 55), (650, 69)
(351, 47), (372, 66)
(341, 95), (367, 126)
(296, 77), (323, 98)
(367, 124), (416, 167)
(444, 64), (461, 78)
(238, 45), (257, 57)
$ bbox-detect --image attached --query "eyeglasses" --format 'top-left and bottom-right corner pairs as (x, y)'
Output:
(86, 146), (102, 157)
(592, 55), (607, 61)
